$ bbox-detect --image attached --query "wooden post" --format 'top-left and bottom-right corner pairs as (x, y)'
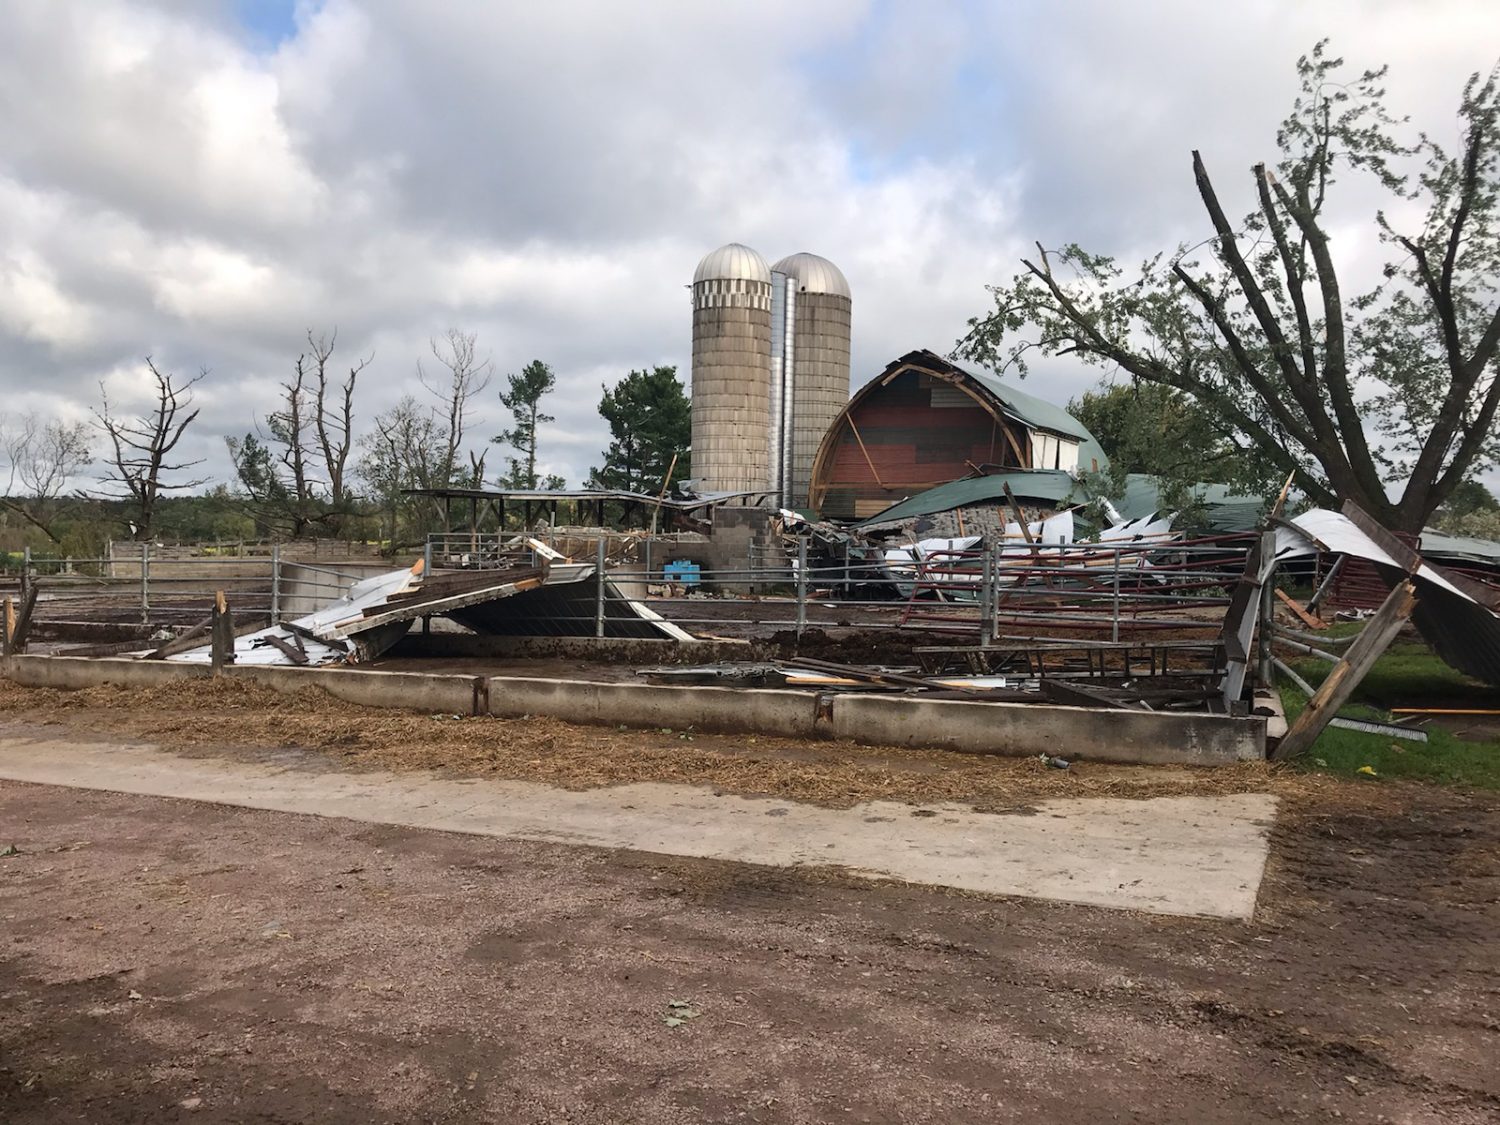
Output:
(1218, 530), (1278, 711)
(9, 584), (37, 655)
(210, 590), (236, 675)
(2, 596), (13, 657)
(1271, 580), (1417, 760)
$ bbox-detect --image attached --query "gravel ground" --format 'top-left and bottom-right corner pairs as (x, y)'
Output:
(1, 680), (1498, 1124)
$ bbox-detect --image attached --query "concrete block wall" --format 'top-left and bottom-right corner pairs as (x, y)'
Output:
(486, 678), (821, 738)
(0, 655), (1267, 766)
(829, 694), (1265, 764)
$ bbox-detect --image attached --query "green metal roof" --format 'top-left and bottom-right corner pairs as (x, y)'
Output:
(854, 470), (1085, 528)
(854, 469), (1270, 533)
(1419, 529), (1500, 566)
(1109, 474), (1266, 533)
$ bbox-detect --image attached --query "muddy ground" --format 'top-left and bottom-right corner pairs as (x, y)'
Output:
(1, 682), (1498, 1123)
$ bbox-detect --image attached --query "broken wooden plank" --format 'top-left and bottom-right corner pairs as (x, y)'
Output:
(7, 584), (37, 654)
(1040, 679), (1145, 711)
(260, 633), (311, 665)
(1218, 529), (1277, 708)
(146, 614), (213, 660)
(1271, 580), (1417, 760)
(1275, 588), (1327, 630)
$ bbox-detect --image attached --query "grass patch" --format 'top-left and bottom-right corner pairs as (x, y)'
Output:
(1279, 632), (1500, 789)
(1286, 639), (1497, 709)
(1279, 689), (1500, 790)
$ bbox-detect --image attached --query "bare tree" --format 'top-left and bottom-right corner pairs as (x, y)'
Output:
(1, 412), (93, 543)
(308, 329), (369, 528)
(418, 328), (492, 491)
(94, 359), (208, 541)
(228, 329), (370, 538)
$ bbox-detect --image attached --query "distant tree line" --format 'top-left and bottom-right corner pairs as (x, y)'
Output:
(0, 328), (693, 557)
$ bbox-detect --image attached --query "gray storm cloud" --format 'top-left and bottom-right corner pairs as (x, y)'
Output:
(1, 0), (1495, 491)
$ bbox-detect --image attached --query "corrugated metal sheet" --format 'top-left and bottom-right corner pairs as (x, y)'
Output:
(853, 470), (1083, 528)
(1277, 509), (1500, 687)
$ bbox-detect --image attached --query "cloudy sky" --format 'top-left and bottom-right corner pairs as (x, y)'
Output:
(3, 0), (1498, 493)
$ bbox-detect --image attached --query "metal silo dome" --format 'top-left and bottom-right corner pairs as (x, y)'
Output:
(690, 243), (774, 492)
(770, 252), (850, 299)
(694, 242), (772, 285)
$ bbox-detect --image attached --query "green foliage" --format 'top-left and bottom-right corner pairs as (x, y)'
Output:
(1430, 480), (1500, 538)
(1282, 693), (1500, 790)
(591, 366), (691, 494)
(1068, 380), (1281, 500)
(962, 42), (1500, 532)
(492, 360), (561, 490)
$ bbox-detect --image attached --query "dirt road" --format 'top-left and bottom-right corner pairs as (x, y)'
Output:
(3, 761), (1498, 1123)
(1, 679), (1497, 1122)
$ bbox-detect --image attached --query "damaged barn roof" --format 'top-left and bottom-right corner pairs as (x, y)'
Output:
(853, 470), (1083, 529)
(1276, 506), (1500, 687)
(874, 350), (1109, 467)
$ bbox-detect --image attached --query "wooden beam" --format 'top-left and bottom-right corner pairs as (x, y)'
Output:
(261, 634), (310, 665)
(1218, 530), (1277, 709)
(1040, 679), (1144, 710)
(1271, 580), (1417, 760)
(210, 590), (236, 674)
(845, 415), (888, 491)
(10, 584), (35, 654)
(146, 614), (213, 659)
(1275, 588), (1326, 630)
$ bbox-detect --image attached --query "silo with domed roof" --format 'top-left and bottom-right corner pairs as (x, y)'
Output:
(690, 242), (773, 493)
(770, 252), (852, 507)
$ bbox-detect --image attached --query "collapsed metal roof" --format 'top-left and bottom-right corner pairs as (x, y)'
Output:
(1277, 507), (1500, 687)
(853, 470), (1083, 529)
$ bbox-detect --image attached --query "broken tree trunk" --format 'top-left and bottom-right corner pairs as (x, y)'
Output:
(210, 591), (236, 675)
(1271, 580), (1417, 760)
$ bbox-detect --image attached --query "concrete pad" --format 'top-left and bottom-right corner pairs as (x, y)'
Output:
(0, 734), (1277, 919)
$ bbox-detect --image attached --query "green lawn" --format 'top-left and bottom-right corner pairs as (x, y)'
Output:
(1281, 638), (1500, 790)
(1279, 690), (1500, 789)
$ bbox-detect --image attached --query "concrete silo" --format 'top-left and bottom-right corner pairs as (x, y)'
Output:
(691, 243), (774, 493)
(770, 252), (852, 508)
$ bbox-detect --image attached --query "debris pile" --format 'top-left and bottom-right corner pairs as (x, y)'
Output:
(162, 554), (689, 667)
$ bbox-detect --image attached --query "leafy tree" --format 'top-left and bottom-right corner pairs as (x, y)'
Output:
(358, 394), (444, 542)
(590, 366), (691, 494)
(492, 359), (564, 489)
(1068, 381), (1275, 488)
(1430, 479), (1500, 537)
(961, 43), (1500, 532)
